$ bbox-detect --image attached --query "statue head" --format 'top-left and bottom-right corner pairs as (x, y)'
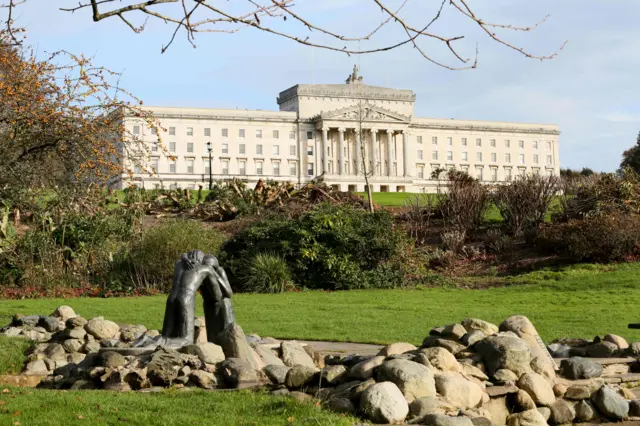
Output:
(202, 255), (219, 268)
(182, 250), (205, 270)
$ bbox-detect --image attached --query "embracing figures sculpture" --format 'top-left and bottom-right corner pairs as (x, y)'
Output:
(151, 250), (235, 348)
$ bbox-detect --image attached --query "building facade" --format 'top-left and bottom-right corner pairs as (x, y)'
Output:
(121, 68), (560, 192)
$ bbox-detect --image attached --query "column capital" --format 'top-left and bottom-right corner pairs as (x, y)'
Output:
(371, 128), (379, 134)
(402, 129), (411, 135)
(321, 127), (329, 133)
(338, 127), (346, 133)
(386, 129), (394, 134)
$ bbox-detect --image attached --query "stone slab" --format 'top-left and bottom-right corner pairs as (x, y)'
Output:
(98, 347), (155, 356)
(554, 357), (637, 365)
(0, 375), (43, 387)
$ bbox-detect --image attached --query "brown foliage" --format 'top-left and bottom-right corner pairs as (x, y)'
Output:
(437, 169), (489, 236)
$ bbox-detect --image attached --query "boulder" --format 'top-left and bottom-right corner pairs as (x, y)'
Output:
(83, 342), (101, 353)
(434, 372), (483, 409)
(409, 396), (458, 418)
(219, 358), (263, 389)
(493, 368), (519, 383)
(549, 399), (575, 425)
(376, 359), (436, 402)
(146, 348), (183, 386)
(285, 365), (317, 388)
(552, 383), (566, 398)
(565, 385), (591, 400)
(280, 341), (316, 369)
(442, 324), (467, 340)
(52, 306), (76, 322)
(604, 334), (629, 350)
(119, 325), (147, 343)
(16, 315), (40, 327)
(66, 316), (87, 329)
(499, 316), (554, 375)
(537, 407), (551, 421)
(475, 335), (532, 377)
(44, 343), (67, 361)
(65, 327), (87, 340)
(219, 324), (262, 369)
(421, 414), (474, 426)
(593, 385), (629, 420)
(574, 400), (598, 422)
(251, 343), (283, 366)
(422, 337), (466, 354)
(629, 399), (640, 417)
(512, 389), (536, 412)
(320, 364), (346, 386)
(530, 356), (555, 380)
(460, 363), (488, 381)
(559, 357), (603, 380)
(586, 341), (618, 357)
(24, 359), (49, 375)
(461, 330), (485, 347)
(62, 339), (84, 353)
(378, 342), (417, 357)
(517, 372), (555, 406)
(180, 343), (225, 364)
(326, 397), (356, 415)
(84, 318), (119, 340)
(38, 316), (61, 332)
(101, 351), (126, 368)
(547, 343), (571, 358)
(264, 365), (290, 385)
(360, 381), (409, 424)
(461, 318), (499, 337)
(420, 347), (461, 372)
(188, 370), (216, 389)
(349, 355), (385, 380)
(506, 409), (547, 426)
(484, 396), (510, 425)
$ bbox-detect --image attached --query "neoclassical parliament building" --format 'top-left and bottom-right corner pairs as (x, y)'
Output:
(121, 67), (560, 193)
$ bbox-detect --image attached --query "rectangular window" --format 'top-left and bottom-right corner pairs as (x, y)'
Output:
(520, 168), (526, 177)
(169, 160), (176, 173)
(491, 153), (496, 163)
(186, 127), (193, 136)
(476, 138), (482, 147)
(308, 145), (313, 155)
(152, 143), (158, 153)
(187, 143), (194, 153)
(491, 168), (498, 182)
(505, 168), (512, 181)
(461, 138), (467, 146)
(222, 143), (228, 154)
(462, 152), (468, 161)
(256, 129), (262, 139)
(239, 129), (245, 138)
(546, 141), (552, 150)
(417, 150), (423, 160)
(151, 158), (159, 173)
(239, 144), (246, 155)
(289, 131), (295, 140)
(221, 128), (228, 138)
(222, 160), (229, 175)
(273, 130), (280, 139)
(204, 128), (211, 137)
(290, 163), (297, 176)
(203, 160), (210, 174)
(505, 153), (511, 163)
(505, 140), (510, 148)
(520, 154), (525, 164)
(256, 162), (263, 175)
(533, 140), (538, 149)
(490, 139), (496, 147)
(134, 164), (141, 174)
(417, 136), (423, 144)
(150, 128), (157, 136)
(476, 152), (482, 162)
(307, 131), (314, 140)
(447, 137), (453, 146)
(432, 151), (438, 161)
(547, 169), (554, 176)
(476, 167), (483, 181)
(133, 125), (140, 135)
(417, 166), (424, 179)
(307, 163), (314, 176)
(547, 155), (553, 165)
(169, 127), (176, 136)
(432, 136), (438, 145)
(273, 162), (280, 176)
(186, 159), (194, 174)
(256, 144), (263, 155)
(169, 142), (176, 152)
(239, 161), (246, 176)
(534, 154), (539, 164)
(519, 140), (524, 149)
(447, 151), (453, 161)
(290, 145), (296, 156)
(273, 145), (280, 156)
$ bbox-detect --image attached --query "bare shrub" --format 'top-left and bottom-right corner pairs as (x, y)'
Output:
(437, 170), (489, 236)
(403, 194), (436, 245)
(440, 230), (466, 254)
(483, 229), (514, 254)
(492, 174), (560, 235)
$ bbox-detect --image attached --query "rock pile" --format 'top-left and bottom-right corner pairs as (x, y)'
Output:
(2, 308), (640, 425)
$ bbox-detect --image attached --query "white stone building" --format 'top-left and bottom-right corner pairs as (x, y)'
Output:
(120, 67), (560, 193)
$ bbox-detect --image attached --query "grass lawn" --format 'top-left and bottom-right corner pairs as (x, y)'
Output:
(0, 387), (355, 426)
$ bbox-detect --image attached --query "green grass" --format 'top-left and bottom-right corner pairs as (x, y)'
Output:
(0, 387), (355, 426)
(0, 336), (31, 375)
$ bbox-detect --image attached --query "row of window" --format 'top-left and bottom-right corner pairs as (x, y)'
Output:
(133, 125), (315, 140)
(138, 159), (299, 177)
(416, 150), (554, 165)
(416, 136), (553, 150)
(416, 165), (554, 181)
(153, 142), (299, 156)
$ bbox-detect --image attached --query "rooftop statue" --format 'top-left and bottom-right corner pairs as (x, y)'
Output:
(346, 64), (364, 84)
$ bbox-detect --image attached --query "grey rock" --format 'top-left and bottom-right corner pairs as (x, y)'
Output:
(281, 340), (316, 369)
(264, 364), (290, 385)
(45, 343), (67, 361)
(285, 365), (317, 388)
(52, 305), (76, 321)
(378, 342), (417, 357)
(475, 335), (532, 377)
(564, 385), (591, 400)
(18, 315), (41, 327)
(409, 396), (457, 418)
(443, 324), (467, 340)
(251, 343), (283, 366)
(586, 341), (618, 357)
(549, 399), (575, 425)
(420, 347), (460, 372)
(63, 339), (84, 353)
(147, 348), (183, 386)
(349, 355), (385, 380)
(604, 334), (629, 350)
(505, 409), (547, 426)
(66, 316), (87, 329)
(460, 363), (488, 381)
(38, 316), (61, 332)
(629, 342), (640, 355)
(421, 414), (473, 426)
(83, 342), (101, 353)
(435, 372), (483, 409)
(461, 318), (499, 336)
(493, 368), (518, 383)
(470, 418), (492, 426)
(24, 359), (49, 375)
(574, 400), (597, 422)
(320, 364), (346, 386)
(537, 407), (551, 421)
(461, 330), (485, 347)
(517, 372), (555, 407)
(486, 384), (518, 397)
(85, 318), (119, 340)
(326, 397), (356, 414)
(593, 385), (629, 420)
(559, 357), (603, 379)
(629, 399), (640, 417)
(530, 356), (555, 380)
(360, 381), (409, 424)
(422, 337), (466, 354)
(271, 388), (290, 396)
(101, 351), (127, 368)
(188, 370), (216, 389)
(430, 327), (445, 336)
(2, 327), (22, 337)
(119, 325), (147, 342)
(376, 359), (436, 402)
(180, 343), (225, 364)
(219, 358), (263, 389)
(512, 389), (536, 412)
(65, 327), (86, 340)
(70, 380), (98, 390)
(289, 391), (313, 403)
(547, 343), (571, 358)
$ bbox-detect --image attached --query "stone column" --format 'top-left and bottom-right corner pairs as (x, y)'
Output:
(386, 130), (393, 177)
(355, 129), (361, 175)
(371, 129), (378, 176)
(338, 128), (345, 176)
(403, 130), (410, 177)
(322, 127), (329, 175)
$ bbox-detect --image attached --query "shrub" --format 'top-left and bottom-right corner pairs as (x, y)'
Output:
(113, 220), (227, 292)
(237, 253), (294, 293)
(492, 175), (559, 235)
(437, 170), (489, 236)
(440, 230), (466, 253)
(483, 229), (514, 254)
(402, 194), (439, 245)
(535, 213), (640, 262)
(219, 203), (410, 291)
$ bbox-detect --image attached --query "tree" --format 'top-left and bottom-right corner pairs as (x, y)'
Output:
(354, 99), (375, 213)
(51, 0), (565, 69)
(620, 132), (640, 175)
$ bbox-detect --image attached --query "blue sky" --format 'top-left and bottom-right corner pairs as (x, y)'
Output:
(11, 1), (640, 172)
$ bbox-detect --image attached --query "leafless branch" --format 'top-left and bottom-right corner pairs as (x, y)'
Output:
(51, 0), (565, 69)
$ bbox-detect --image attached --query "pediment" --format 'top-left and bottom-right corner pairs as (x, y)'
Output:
(314, 103), (410, 123)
